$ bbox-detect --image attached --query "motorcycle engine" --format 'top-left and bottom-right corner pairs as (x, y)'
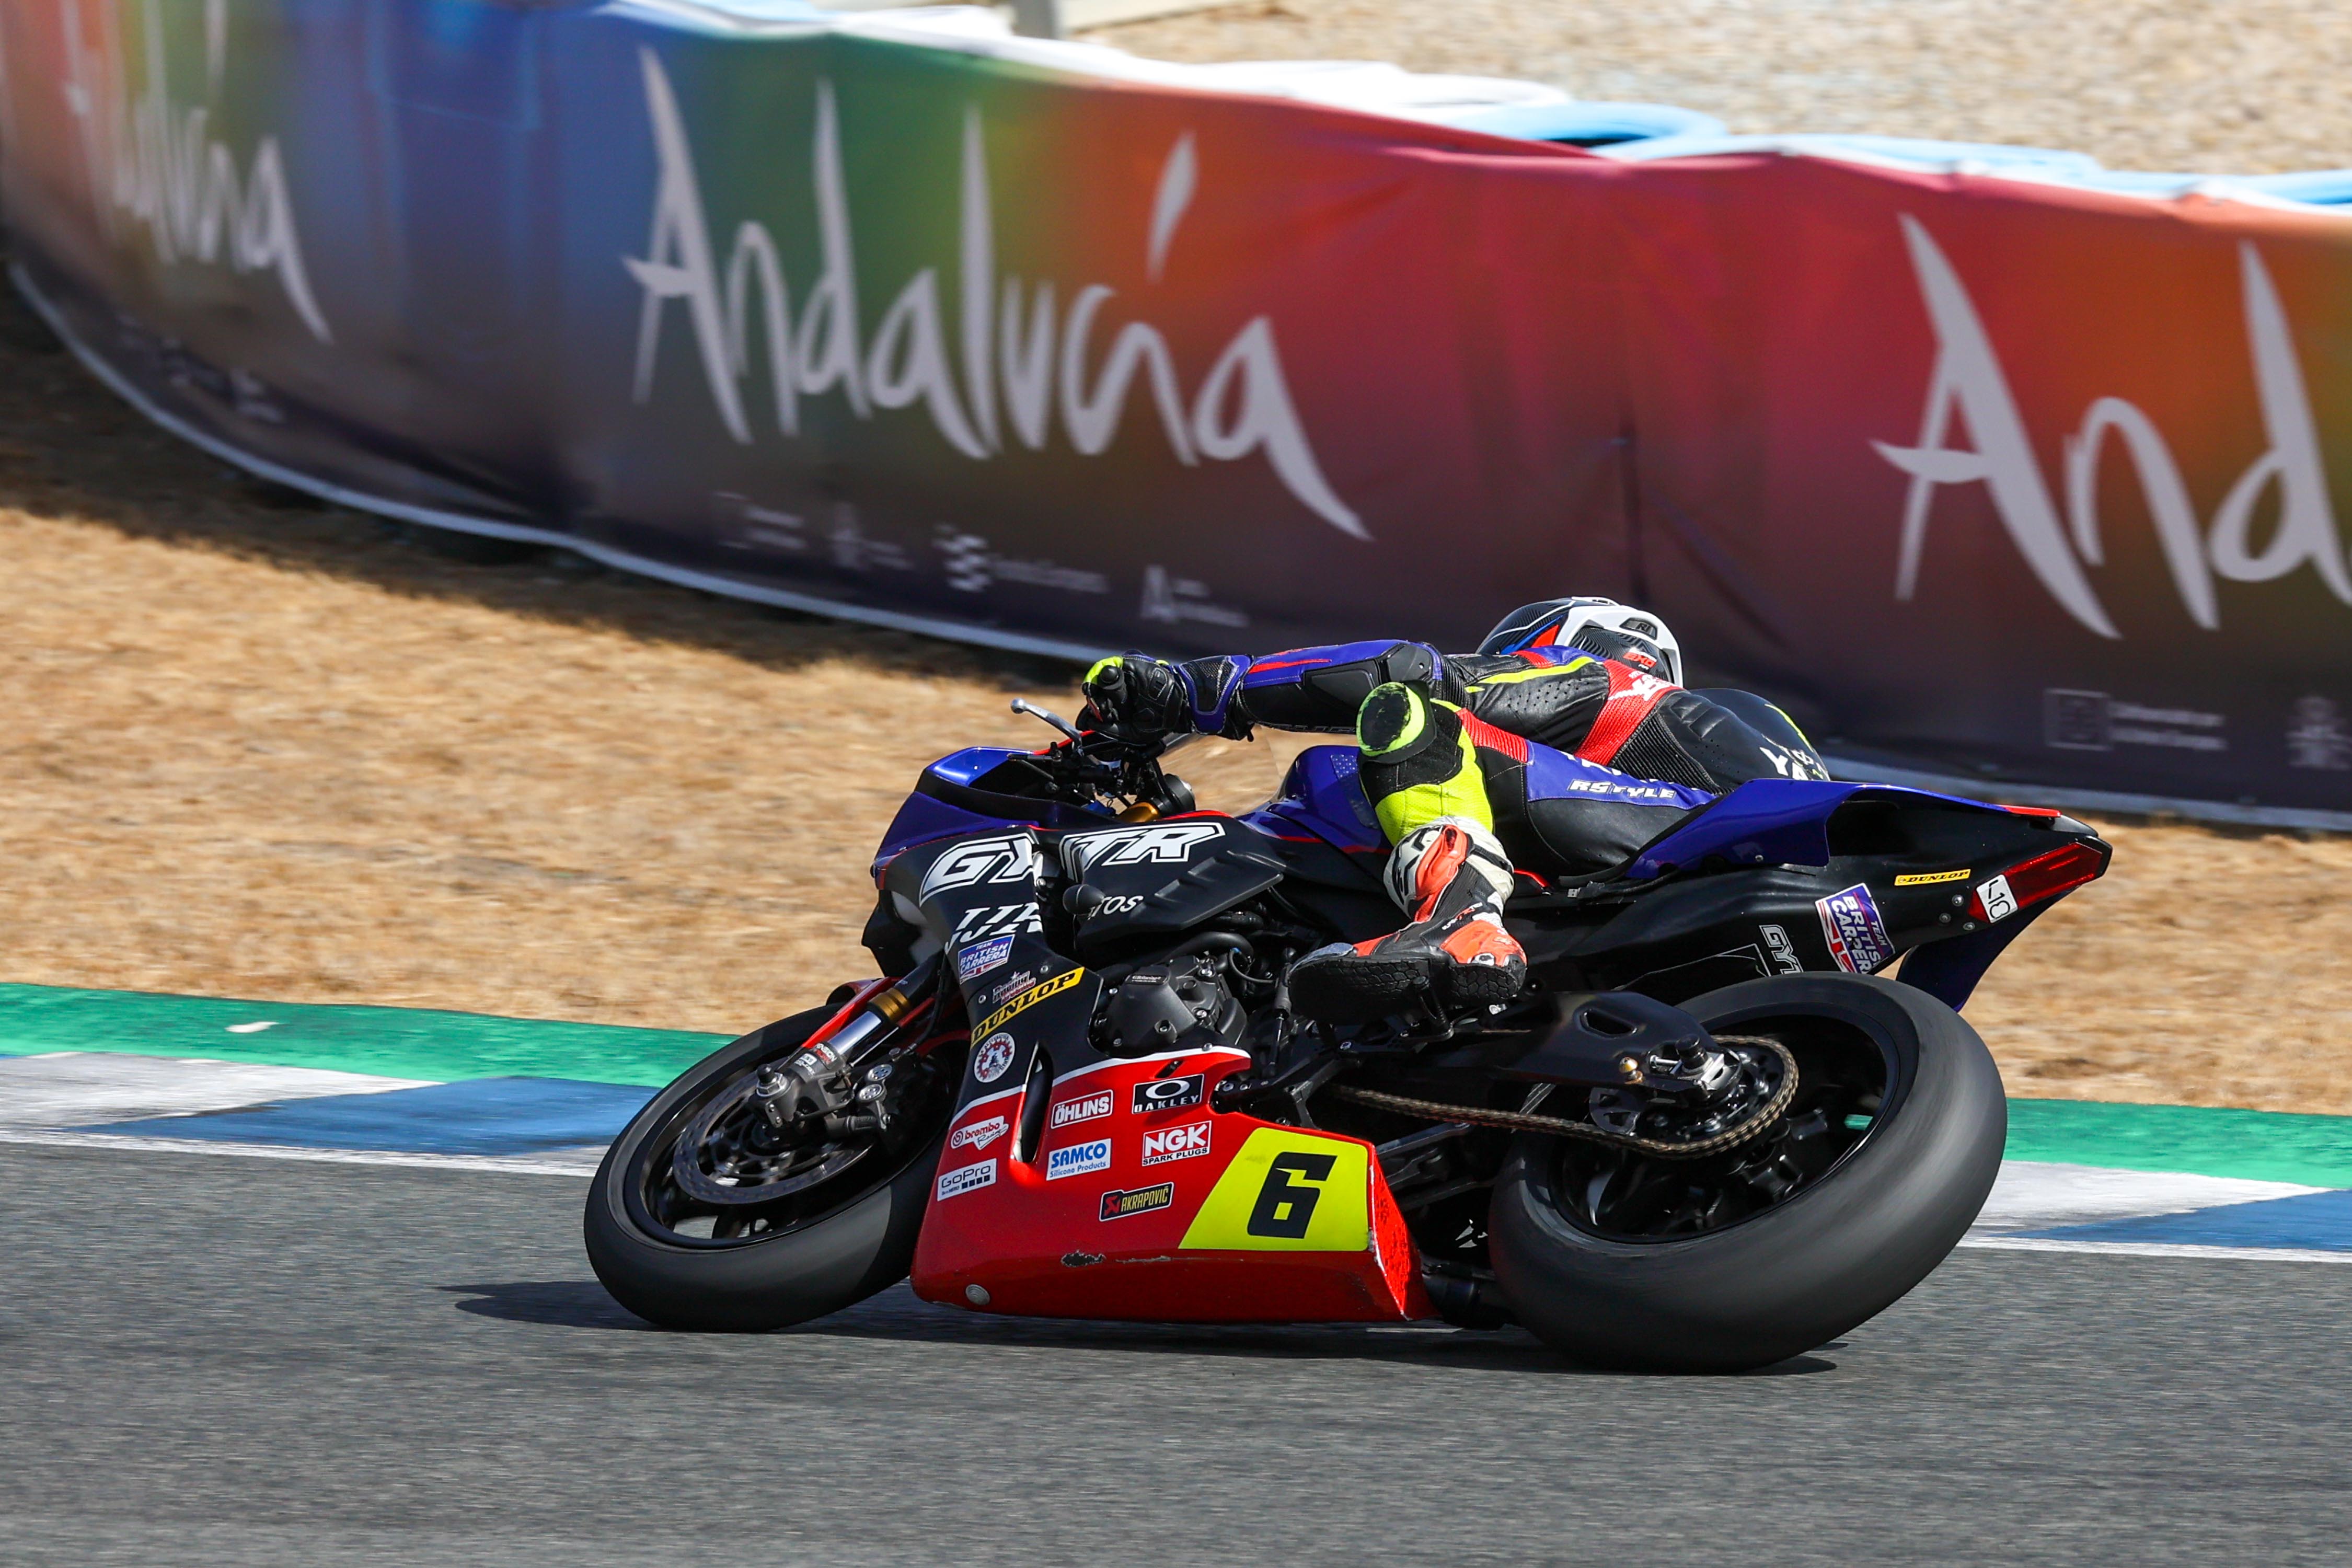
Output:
(1096, 954), (1246, 1059)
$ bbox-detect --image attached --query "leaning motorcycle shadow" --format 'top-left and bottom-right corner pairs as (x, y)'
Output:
(443, 1280), (1837, 1376)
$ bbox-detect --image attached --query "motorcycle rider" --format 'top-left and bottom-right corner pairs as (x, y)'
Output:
(1079, 598), (1829, 1023)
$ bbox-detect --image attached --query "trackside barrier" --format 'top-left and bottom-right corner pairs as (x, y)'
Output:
(7, 1), (2352, 817)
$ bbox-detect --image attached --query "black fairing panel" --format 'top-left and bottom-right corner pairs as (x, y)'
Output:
(1058, 818), (1287, 955)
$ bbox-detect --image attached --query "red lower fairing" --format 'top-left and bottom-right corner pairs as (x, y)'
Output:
(912, 1050), (1432, 1323)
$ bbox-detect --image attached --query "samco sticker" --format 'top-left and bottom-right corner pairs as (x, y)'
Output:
(1815, 884), (1895, 974)
(1893, 868), (1970, 887)
(1045, 1138), (1112, 1180)
(974, 967), (1083, 1036)
(1179, 1128), (1369, 1252)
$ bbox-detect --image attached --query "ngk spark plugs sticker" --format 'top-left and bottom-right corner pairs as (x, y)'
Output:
(1976, 874), (2020, 921)
(971, 1032), (1018, 1084)
(974, 968), (1083, 1035)
(1814, 884), (1895, 974)
(937, 1160), (997, 1200)
(956, 935), (1014, 982)
(950, 1115), (1008, 1152)
(1046, 1139), (1112, 1180)
(1050, 1090), (1114, 1129)
(1100, 1182), (1175, 1220)
(1141, 1121), (1211, 1166)
(1132, 1072), (1206, 1114)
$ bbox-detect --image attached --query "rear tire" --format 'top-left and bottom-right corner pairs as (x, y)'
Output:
(583, 1008), (944, 1332)
(1487, 974), (2004, 1372)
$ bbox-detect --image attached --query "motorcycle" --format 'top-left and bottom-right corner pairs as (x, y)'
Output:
(585, 698), (2108, 1371)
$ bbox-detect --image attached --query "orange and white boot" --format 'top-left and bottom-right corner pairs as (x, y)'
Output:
(1288, 818), (1527, 1023)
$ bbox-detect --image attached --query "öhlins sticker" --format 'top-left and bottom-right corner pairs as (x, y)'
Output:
(973, 968), (1082, 1036)
(1179, 1128), (1369, 1253)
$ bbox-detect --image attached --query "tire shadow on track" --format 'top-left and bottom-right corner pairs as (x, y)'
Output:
(439, 1279), (1839, 1376)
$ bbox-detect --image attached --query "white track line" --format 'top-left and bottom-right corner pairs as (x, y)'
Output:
(1959, 1235), (2352, 1264)
(0, 1127), (599, 1177)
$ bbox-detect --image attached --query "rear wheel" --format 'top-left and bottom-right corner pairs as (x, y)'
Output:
(583, 1006), (959, 1331)
(1487, 974), (2003, 1372)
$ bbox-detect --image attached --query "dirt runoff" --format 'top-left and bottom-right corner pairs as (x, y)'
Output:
(1, 275), (2349, 1113)
(1089, 0), (2352, 176)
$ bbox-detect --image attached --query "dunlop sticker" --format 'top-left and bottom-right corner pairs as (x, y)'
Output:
(973, 967), (1083, 1036)
(1893, 868), (1971, 887)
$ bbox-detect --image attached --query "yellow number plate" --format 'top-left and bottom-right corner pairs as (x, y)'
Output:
(1180, 1128), (1369, 1253)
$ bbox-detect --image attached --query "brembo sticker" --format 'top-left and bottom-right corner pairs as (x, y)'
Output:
(975, 968), (1083, 1035)
(1815, 884), (1896, 974)
(937, 1160), (997, 1200)
(951, 1115), (1008, 1152)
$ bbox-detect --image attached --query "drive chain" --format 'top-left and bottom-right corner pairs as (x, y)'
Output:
(1327, 1035), (1799, 1160)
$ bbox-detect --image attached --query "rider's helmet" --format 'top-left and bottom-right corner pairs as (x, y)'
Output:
(1478, 597), (1683, 685)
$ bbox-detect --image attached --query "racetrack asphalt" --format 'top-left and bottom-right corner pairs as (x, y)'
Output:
(4, 1143), (2348, 1566)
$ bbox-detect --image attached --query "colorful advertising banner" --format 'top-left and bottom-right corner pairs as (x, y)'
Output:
(5, 0), (2352, 814)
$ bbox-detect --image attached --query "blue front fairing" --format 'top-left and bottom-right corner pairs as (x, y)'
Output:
(871, 747), (1116, 877)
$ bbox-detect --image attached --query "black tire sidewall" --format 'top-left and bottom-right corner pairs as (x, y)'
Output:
(583, 1007), (945, 1332)
(1488, 974), (2006, 1371)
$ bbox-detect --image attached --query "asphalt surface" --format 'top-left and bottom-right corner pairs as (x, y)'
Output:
(4, 1144), (2348, 1566)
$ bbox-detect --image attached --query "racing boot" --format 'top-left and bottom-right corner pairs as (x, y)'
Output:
(1288, 816), (1527, 1023)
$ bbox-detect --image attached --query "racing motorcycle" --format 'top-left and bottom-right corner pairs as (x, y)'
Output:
(586, 699), (2108, 1371)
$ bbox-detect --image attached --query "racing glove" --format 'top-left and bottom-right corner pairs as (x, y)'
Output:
(1082, 654), (1193, 739)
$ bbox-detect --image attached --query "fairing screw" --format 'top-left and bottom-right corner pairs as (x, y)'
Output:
(1617, 1054), (1642, 1081)
(964, 1284), (992, 1307)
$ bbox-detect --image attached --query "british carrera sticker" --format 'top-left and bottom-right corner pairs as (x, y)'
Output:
(1815, 884), (1895, 974)
(956, 935), (1014, 983)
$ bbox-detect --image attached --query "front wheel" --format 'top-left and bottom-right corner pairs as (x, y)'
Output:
(1487, 974), (2004, 1372)
(584, 1005), (957, 1331)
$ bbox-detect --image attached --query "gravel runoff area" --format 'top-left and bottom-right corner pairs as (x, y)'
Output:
(3, 267), (2349, 1114)
(1089, 0), (2352, 176)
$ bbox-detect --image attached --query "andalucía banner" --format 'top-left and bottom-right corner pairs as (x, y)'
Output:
(6, 0), (2352, 814)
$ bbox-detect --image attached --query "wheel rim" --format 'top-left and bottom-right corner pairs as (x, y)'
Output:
(1543, 1011), (1896, 1243)
(622, 1036), (962, 1249)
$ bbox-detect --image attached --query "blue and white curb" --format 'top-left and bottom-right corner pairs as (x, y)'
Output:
(7, 1048), (2352, 1261)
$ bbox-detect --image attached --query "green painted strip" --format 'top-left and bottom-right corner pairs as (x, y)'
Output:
(2007, 1098), (2352, 1190)
(0, 983), (733, 1088)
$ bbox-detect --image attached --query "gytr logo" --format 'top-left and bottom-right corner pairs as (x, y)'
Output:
(1877, 216), (2350, 637)
(626, 51), (1364, 538)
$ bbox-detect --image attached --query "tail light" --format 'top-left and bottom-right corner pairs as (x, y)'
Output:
(1968, 840), (2105, 920)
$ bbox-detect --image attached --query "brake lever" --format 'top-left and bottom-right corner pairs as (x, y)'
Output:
(1009, 698), (1087, 745)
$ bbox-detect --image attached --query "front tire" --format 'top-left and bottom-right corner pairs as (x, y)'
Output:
(1488, 974), (2004, 1372)
(584, 1007), (947, 1332)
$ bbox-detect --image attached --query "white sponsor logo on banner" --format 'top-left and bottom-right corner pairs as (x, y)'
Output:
(1877, 216), (2351, 638)
(57, 0), (331, 341)
(624, 52), (1365, 539)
